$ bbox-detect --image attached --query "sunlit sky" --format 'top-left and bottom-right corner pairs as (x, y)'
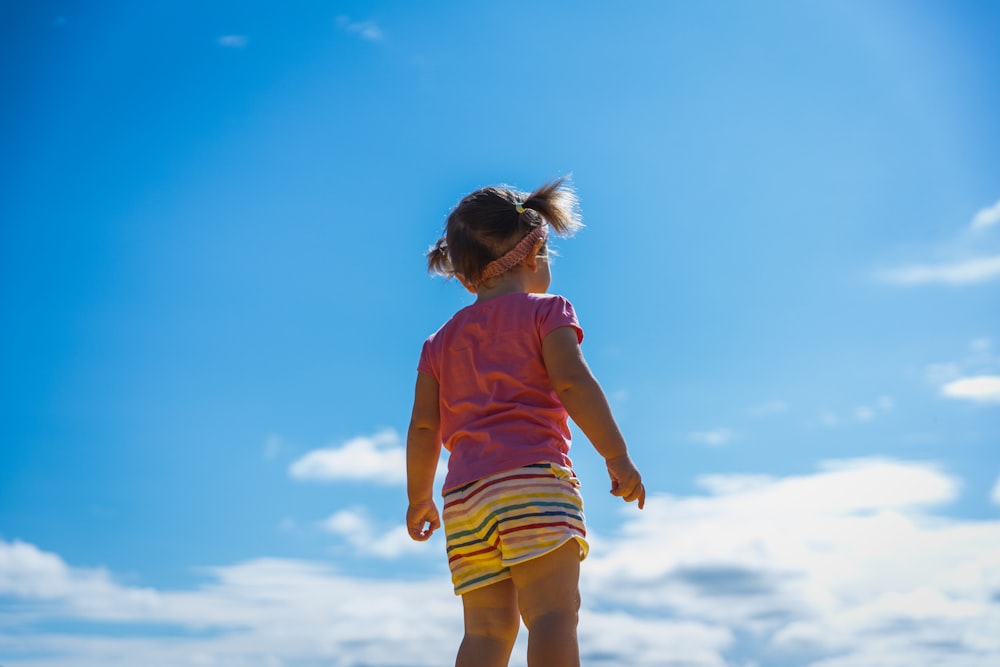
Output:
(2, 2), (999, 666)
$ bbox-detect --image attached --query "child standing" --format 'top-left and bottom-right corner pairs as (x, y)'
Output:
(406, 178), (645, 667)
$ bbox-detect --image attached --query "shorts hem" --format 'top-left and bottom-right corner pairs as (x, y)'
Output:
(501, 534), (589, 569)
(454, 535), (589, 596)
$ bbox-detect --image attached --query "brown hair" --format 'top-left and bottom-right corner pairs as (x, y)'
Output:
(427, 177), (582, 285)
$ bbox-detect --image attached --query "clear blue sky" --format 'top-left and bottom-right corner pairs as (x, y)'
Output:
(1, 2), (998, 666)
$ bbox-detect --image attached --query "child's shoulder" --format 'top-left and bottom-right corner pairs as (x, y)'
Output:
(517, 291), (575, 307)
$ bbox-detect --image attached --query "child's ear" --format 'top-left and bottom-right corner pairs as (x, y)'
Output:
(524, 240), (545, 272)
(455, 273), (478, 294)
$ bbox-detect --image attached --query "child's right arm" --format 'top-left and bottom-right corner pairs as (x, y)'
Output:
(542, 326), (646, 509)
(406, 372), (443, 541)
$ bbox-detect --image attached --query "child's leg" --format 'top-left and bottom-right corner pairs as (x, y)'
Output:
(455, 578), (520, 667)
(510, 540), (582, 667)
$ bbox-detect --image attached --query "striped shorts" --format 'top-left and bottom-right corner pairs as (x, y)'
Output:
(442, 462), (589, 596)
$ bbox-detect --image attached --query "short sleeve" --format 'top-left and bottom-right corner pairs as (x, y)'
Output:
(416, 337), (437, 378)
(537, 295), (584, 343)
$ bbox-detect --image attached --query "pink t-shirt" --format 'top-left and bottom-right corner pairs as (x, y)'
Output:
(418, 292), (584, 491)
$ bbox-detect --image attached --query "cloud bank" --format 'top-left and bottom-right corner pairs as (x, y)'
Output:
(3, 458), (999, 666)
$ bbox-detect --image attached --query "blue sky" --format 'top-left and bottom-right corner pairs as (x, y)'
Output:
(1, 1), (999, 665)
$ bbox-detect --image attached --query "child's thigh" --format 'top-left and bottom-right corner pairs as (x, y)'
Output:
(509, 540), (581, 622)
(461, 578), (520, 638)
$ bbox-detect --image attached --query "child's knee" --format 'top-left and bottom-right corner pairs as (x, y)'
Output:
(464, 599), (521, 641)
(461, 578), (520, 638)
(517, 583), (580, 629)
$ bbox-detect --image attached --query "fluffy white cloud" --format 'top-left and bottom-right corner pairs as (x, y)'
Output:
(876, 255), (1000, 285)
(940, 375), (1000, 404)
(288, 429), (408, 484)
(321, 507), (429, 558)
(583, 458), (1000, 666)
(3, 459), (999, 667)
(0, 540), (460, 667)
(288, 429), (448, 485)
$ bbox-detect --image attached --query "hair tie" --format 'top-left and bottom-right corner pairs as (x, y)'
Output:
(515, 203), (525, 214)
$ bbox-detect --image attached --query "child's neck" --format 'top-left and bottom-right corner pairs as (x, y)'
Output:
(474, 269), (533, 303)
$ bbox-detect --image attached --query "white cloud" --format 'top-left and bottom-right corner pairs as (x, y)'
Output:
(971, 198), (1000, 231)
(689, 428), (736, 447)
(4, 459), (1000, 666)
(876, 255), (1000, 285)
(336, 15), (384, 41)
(992, 476), (1000, 505)
(0, 540), (460, 666)
(288, 429), (408, 484)
(321, 507), (429, 558)
(940, 375), (1000, 404)
(217, 35), (248, 48)
(583, 459), (1000, 665)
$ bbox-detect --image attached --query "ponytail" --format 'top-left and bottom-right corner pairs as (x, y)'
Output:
(520, 177), (582, 238)
(426, 237), (452, 276)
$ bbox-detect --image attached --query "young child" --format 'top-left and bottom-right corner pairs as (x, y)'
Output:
(406, 178), (645, 667)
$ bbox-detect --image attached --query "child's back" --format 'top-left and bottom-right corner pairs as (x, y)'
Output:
(406, 178), (644, 667)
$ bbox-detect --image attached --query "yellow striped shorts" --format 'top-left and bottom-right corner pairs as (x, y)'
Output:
(442, 461), (589, 596)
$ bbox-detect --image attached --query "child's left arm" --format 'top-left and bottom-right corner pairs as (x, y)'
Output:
(406, 372), (442, 541)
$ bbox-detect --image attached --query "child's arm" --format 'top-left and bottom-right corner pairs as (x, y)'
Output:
(406, 371), (443, 541)
(542, 326), (646, 509)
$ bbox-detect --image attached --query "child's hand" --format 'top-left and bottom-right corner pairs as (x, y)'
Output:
(606, 454), (646, 509)
(406, 500), (441, 541)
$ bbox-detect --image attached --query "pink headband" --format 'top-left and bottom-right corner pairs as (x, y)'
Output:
(477, 225), (548, 283)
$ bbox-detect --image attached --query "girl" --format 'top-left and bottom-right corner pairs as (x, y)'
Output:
(406, 178), (645, 667)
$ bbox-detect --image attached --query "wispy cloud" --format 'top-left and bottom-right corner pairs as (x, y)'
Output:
(876, 255), (1000, 285)
(263, 434), (283, 460)
(876, 196), (1000, 285)
(336, 15), (385, 42)
(688, 428), (736, 447)
(992, 476), (1000, 505)
(217, 35), (248, 48)
(2, 459), (999, 666)
(972, 198), (1000, 231)
(940, 375), (1000, 404)
(816, 395), (893, 428)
